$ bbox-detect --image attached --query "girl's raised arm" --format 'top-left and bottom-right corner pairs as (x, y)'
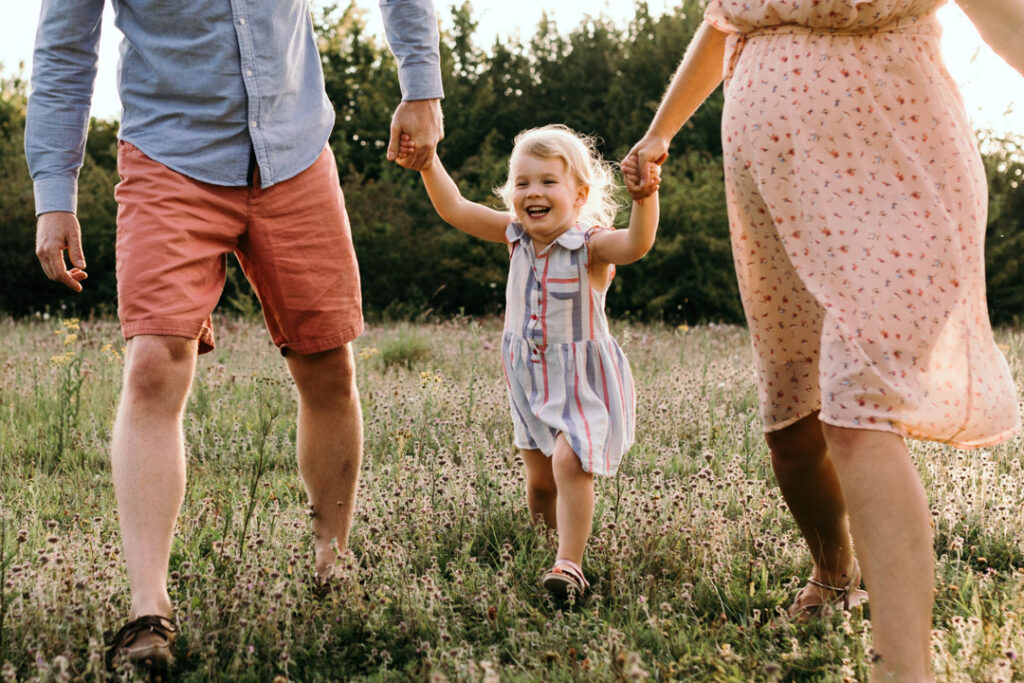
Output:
(419, 153), (510, 243)
(588, 187), (659, 267)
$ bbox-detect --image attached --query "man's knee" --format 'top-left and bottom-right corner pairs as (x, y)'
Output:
(121, 336), (197, 408)
(287, 344), (357, 403)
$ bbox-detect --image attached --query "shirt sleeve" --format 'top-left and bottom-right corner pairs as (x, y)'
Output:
(24, 0), (105, 216)
(956, 0), (1024, 77)
(378, 0), (444, 101)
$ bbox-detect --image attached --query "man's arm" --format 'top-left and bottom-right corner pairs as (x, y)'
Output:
(26, 0), (105, 291)
(378, 0), (444, 171)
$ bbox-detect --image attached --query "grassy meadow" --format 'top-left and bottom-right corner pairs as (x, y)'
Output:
(2, 316), (1024, 681)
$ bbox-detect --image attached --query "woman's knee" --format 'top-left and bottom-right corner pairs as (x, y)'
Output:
(765, 412), (828, 465)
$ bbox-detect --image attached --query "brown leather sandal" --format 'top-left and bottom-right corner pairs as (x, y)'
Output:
(542, 558), (590, 601)
(789, 559), (869, 621)
(106, 614), (178, 674)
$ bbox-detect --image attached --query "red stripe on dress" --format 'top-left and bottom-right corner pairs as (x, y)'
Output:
(597, 349), (612, 473)
(572, 344), (595, 472)
(540, 255), (551, 405)
(546, 278), (579, 284)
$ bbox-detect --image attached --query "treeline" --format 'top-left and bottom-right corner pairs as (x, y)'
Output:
(2, 1), (1022, 324)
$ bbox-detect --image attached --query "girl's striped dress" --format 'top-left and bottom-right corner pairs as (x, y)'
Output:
(501, 222), (635, 476)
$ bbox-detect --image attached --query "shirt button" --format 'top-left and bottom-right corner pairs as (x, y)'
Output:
(251, 120), (258, 127)
(239, 17), (247, 25)
(246, 70), (253, 77)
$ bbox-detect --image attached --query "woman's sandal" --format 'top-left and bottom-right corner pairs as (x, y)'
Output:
(105, 614), (178, 675)
(788, 559), (869, 621)
(542, 558), (590, 601)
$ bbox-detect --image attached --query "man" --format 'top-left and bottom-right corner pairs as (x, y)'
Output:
(26, 0), (442, 672)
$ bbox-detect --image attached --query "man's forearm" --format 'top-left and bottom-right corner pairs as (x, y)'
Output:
(25, 0), (106, 216)
(378, 0), (444, 101)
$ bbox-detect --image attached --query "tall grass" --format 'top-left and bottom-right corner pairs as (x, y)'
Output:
(1, 316), (1023, 681)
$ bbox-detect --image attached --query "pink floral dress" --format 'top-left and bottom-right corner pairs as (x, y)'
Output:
(707, 0), (1021, 445)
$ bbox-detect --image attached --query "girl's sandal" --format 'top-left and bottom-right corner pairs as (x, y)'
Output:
(105, 614), (178, 676)
(542, 558), (590, 601)
(788, 559), (869, 622)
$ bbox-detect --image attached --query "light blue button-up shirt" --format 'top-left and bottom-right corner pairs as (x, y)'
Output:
(25, 0), (443, 215)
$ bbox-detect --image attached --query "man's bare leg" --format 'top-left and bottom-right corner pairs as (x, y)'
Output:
(285, 344), (363, 577)
(110, 336), (197, 632)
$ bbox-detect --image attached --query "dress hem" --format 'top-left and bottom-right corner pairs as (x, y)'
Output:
(763, 407), (1021, 450)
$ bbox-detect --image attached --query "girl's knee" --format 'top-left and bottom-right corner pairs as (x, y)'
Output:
(527, 477), (557, 504)
(551, 444), (586, 479)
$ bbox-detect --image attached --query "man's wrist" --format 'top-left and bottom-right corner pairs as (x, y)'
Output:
(33, 177), (79, 217)
(398, 63), (444, 101)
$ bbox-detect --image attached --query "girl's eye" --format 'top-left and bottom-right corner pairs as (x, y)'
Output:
(543, 179), (556, 185)
(515, 182), (527, 188)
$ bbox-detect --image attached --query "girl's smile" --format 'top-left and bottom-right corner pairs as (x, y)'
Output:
(510, 154), (588, 249)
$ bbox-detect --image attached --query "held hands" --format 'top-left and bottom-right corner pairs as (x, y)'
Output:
(622, 135), (670, 201)
(36, 212), (88, 293)
(387, 98), (444, 171)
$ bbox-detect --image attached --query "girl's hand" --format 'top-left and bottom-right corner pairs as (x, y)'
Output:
(622, 135), (669, 199)
(395, 133), (420, 169)
(622, 155), (661, 201)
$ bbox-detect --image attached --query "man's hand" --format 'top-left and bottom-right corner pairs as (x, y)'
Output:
(387, 98), (443, 171)
(36, 212), (88, 293)
(622, 135), (670, 201)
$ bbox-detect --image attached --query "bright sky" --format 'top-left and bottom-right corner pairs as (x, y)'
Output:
(1, 1), (1022, 138)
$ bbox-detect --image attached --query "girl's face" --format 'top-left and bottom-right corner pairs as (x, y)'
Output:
(510, 154), (588, 249)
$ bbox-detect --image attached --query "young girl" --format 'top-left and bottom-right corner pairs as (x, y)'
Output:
(400, 124), (659, 598)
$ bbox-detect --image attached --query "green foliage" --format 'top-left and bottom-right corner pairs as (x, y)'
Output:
(375, 326), (433, 369)
(2, 3), (1024, 324)
(982, 133), (1024, 326)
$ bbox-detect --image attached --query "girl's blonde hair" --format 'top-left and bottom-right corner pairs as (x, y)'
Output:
(498, 124), (619, 228)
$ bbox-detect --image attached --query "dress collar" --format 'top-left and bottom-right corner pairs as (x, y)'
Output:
(505, 222), (588, 252)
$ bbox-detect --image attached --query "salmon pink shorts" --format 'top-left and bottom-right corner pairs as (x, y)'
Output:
(114, 141), (363, 355)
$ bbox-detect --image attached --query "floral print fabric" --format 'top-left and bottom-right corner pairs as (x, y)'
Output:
(707, 0), (1021, 445)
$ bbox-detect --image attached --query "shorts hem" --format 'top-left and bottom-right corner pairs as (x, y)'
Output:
(123, 320), (210, 343)
(280, 320), (364, 356)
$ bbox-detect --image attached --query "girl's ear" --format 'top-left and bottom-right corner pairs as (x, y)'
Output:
(575, 184), (590, 209)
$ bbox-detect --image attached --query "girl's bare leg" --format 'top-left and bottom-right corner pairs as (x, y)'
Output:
(551, 434), (594, 565)
(522, 448), (557, 529)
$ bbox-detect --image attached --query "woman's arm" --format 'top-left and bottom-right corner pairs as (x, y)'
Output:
(419, 153), (510, 243)
(626, 20), (728, 192)
(588, 193), (660, 266)
(956, 0), (1024, 77)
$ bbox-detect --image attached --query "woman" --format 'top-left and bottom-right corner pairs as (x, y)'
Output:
(625, 1), (1024, 680)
